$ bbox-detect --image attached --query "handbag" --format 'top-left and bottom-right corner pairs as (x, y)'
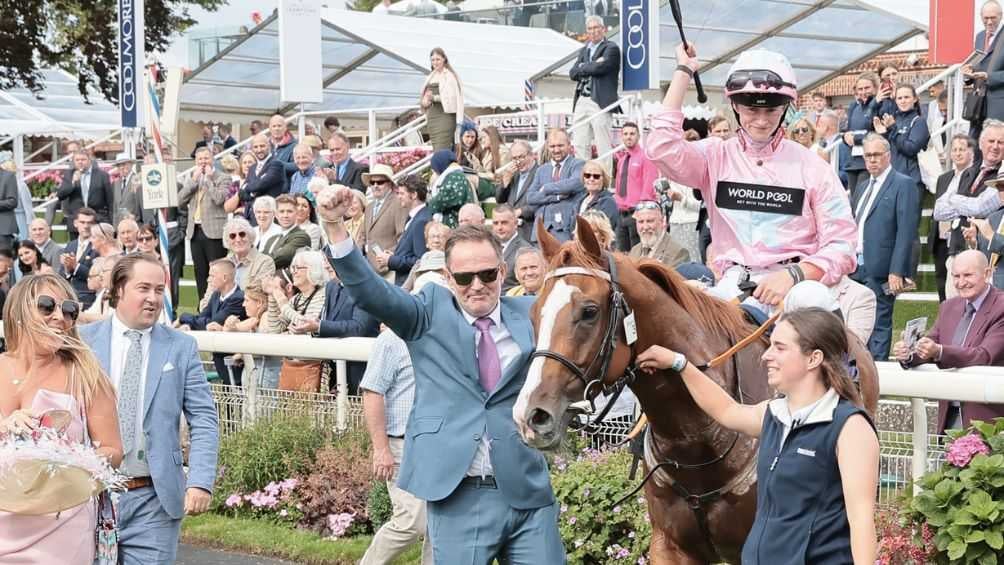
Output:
(963, 79), (987, 124)
(95, 491), (118, 565)
(278, 287), (322, 392)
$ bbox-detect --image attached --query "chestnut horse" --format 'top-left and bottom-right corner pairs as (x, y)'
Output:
(513, 218), (878, 564)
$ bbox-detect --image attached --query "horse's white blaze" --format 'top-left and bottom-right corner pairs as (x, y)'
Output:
(513, 280), (579, 431)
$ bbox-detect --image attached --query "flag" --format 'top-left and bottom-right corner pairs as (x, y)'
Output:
(523, 79), (535, 111)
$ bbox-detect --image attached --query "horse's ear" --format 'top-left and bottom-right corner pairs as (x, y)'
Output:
(537, 217), (561, 261)
(575, 215), (603, 261)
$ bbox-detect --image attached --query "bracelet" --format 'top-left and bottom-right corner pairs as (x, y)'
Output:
(670, 352), (688, 373)
(786, 264), (805, 284)
(675, 64), (695, 78)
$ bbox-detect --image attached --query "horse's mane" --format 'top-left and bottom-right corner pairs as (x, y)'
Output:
(547, 241), (756, 343)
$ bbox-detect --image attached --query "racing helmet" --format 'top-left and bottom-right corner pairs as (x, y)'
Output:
(724, 49), (798, 107)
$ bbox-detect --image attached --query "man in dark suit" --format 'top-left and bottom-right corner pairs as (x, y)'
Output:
(385, 175), (430, 286)
(525, 129), (585, 243)
(849, 135), (920, 361)
(177, 259), (246, 385)
(240, 134), (287, 225)
(291, 275), (378, 394)
(0, 168), (19, 250)
(492, 204), (530, 292)
(495, 140), (538, 242)
(569, 15), (620, 171)
(930, 135), (976, 301)
(325, 132), (367, 191)
(895, 250), (1004, 433)
(976, 1), (1002, 54)
(59, 207), (100, 309)
(56, 151), (114, 234)
(262, 194), (311, 270)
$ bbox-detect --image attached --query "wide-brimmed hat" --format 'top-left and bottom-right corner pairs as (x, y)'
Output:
(0, 460), (101, 515)
(303, 135), (324, 150)
(112, 152), (135, 165)
(985, 169), (1004, 188)
(362, 164), (395, 186)
(415, 250), (446, 274)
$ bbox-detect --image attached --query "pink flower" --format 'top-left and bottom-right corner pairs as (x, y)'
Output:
(567, 516), (577, 525)
(280, 478), (299, 493)
(327, 512), (356, 538)
(224, 494), (243, 508)
(946, 433), (990, 467)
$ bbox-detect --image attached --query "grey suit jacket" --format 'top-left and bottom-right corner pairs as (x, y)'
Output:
(629, 232), (690, 268)
(179, 170), (231, 239)
(501, 234), (531, 292)
(79, 319), (219, 520)
(38, 239), (64, 272)
(332, 245), (554, 509)
(0, 171), (19, 237)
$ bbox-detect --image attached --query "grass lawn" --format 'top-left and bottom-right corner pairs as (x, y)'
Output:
(892, 299), (939, 343)
(182, 513), (423, 565)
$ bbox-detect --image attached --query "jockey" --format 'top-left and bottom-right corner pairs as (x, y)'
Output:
(646, 43), (857, 313)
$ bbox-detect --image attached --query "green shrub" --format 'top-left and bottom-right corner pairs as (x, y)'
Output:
(367, 480), (392, 530)
(551, 448), (651, 563)
(213, 414), (328, 510)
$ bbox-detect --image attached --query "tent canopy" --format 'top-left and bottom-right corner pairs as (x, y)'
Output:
(541, 0), (926, 94)
(180, 10), (584, 118)
(0, 69), (120, 139)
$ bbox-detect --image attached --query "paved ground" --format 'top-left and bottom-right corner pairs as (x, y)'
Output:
(177, 544), (295, 564)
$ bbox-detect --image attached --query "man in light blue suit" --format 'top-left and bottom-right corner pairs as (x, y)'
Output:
(849, 134), (920, 361)
(316, 185), (565, 564)
(80, 253), (219, 564)
(526, 129), (585, 243)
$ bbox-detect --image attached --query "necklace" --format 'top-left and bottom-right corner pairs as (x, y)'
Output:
(11, 378), (20, 386)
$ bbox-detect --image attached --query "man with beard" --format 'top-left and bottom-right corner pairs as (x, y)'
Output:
(240, 134), (287, 223)
(627, 200), (689, 267)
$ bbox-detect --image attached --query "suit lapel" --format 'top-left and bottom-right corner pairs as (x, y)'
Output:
(492, 302), (533, 398)
(966, 290), (1001, 346)
(143, 324), (172, 419)
(865, 174), (894, 223)
(92, 318), (114, 375)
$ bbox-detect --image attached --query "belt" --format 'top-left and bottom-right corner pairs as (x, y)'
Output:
(461, 475), (497, 489)
(124, 476), (153, 491)
(388, 434), (404, 439)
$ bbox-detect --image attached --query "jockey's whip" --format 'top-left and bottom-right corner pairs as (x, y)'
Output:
(668, 0), (707, 103)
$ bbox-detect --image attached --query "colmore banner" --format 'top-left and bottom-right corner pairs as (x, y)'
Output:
(118, 0), (145, 128)
(620, 0), (660, 91)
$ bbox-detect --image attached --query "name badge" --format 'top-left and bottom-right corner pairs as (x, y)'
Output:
(715, 181), (806, 216)
(796, 447), (816, 457)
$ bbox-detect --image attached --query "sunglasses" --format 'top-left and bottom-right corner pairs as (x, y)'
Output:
(634, 200), (661, 211)
(791, 127), (811, 134)
(725, 70), (797, 93)
(37, 295), (80, 322)
(137, 235), (155, 243)
(582, 173), (604, 180)
(450, 266), (501, 286)
(370, 179), (391, 186)
(228, 231), (248, 240)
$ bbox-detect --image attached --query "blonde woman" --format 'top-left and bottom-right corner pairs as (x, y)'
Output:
(343, 189), (368, 248)
(579, 210), (616, 251)
(788, 117), (816, 149)
(89, 223), (121, 257)
(421, 47), (464, 151)
(225, 152), (258, 215)
(0, 274), (123, 563)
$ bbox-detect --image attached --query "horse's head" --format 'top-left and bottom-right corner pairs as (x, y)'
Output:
(513, 217), (635, 449)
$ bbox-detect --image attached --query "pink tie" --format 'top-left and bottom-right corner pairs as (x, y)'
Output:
(986, 32), (994, 53)
(474, 317), (501, 392)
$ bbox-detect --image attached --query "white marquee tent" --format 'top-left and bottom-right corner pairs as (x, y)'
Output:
(0, 69), (120, 140)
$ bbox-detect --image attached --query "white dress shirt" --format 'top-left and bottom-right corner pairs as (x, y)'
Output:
(110, 313), (154, 478)
(855, 166), (891, 254)
(255, 223), (283, 252)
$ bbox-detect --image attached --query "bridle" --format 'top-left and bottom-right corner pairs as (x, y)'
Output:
(528, 252), (637, 429)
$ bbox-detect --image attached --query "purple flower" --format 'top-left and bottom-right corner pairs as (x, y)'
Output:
(946, 433), (991, 467)
(617, 547), (630, 558)
(568, 516), (577, 525)
(224, 494), (243, 508)
(613, 505), (621, 514)
(327, 512), (356, 538)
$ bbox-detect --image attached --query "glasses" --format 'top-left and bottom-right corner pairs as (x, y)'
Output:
(634, 200), (661, 211)
(791, 127), (810, 134)
(289, 265), (306, 273)
(511, 154), (528, 161)
(370, 179), (391, 186)
(37, 295), (80, 322)
(725, 70), (797, 93)
(450, 265), (501, 286)
(863, 152), (888, 160)
(582, 173), (603, 180)
(228, 231), (248, 240)
(137, 235), (155, 243)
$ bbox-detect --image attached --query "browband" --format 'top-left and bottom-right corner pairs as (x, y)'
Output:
(544, 266), (612, 282)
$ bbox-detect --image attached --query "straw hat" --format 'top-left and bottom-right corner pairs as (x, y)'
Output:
(361, 163), (395, 186)
(0, 460), (101, 515)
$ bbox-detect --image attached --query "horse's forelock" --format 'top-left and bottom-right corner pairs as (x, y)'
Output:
(548, 240), (605, 272)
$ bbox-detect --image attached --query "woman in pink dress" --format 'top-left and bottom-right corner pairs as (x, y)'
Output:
(0, 273), (123, 564)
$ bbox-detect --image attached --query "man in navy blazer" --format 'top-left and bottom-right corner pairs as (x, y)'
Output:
(383, 175), (430, 285)
(849, 134), (920, 360)
(80, 253), (219, 564)
(526, 129), (585, 243)
(60, 207), (100, 309)
(241, 135), (288, 225)
(316, 186), (564, 563)
(569, 15), (620, 171)
(177, 259), (247, 384)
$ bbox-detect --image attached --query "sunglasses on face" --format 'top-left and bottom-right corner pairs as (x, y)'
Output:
(37, 295), (80, 322)
(725, 70), (797, 93)
(137, 235), (155, 243)
(791, 127), (811, 134)
(582, 173), (603, 180)
(228, 231), (248, 240)
(370, 179), (391, 186)
(451, 266), (500, 286)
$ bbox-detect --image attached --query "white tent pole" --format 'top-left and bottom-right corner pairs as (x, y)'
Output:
(368, 110), (377, 148)
(298, 105), (306, 139)
(13, 135), (24, 190)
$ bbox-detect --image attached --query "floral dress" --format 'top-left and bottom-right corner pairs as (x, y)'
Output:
(427, 167), (475, 229)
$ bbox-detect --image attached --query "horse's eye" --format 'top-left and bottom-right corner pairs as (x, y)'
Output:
(581, 305), (599, 321)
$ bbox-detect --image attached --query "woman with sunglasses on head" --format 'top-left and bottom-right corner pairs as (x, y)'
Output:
(636, 307), (878, 564)
(787, 117), (816, 150)
(223, 217), (276, 292)
(0, 274), (123, 563)
(15, 240), (53, 277)
(646, 43), (857, 314)
(88, 223), (122, 258)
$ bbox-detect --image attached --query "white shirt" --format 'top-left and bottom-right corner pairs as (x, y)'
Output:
(255, 223), (282, 252)
(855, 166), (891, 254)
(109, 313), (154, 478)
(329, 236), (519, 477)
(405, 203), (426, 231)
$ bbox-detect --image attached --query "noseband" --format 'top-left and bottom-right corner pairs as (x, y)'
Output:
(529, 252), (637, 429)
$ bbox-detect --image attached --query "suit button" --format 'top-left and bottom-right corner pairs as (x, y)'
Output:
(473, 434), (481, 441)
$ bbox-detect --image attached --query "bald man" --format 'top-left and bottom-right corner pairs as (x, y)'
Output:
(240, 134), (288, 224)
(29, 218), (64, 268)
(457, 203), (486, 227)
(895, 250), (1004, 433)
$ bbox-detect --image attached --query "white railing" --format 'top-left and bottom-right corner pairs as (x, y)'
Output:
(186, 330), (1000, 493)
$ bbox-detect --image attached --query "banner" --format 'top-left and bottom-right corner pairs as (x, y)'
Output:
(117, 0), (145, 128)
(141, 164), (178, 210)
(279, 0), (323, 104)
(929, 0), (976, 64)
(620, 0), (660, 91)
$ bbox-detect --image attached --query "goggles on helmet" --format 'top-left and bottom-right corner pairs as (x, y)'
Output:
(725, 70), (797, 93)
